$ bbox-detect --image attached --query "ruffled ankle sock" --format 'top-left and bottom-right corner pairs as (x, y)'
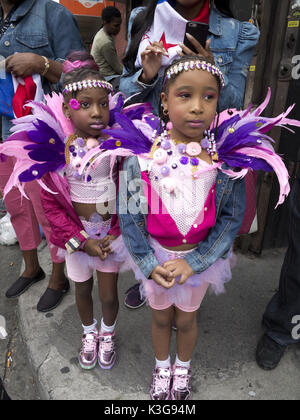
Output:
(175, 355), (191, 369)
(82, 319), (98, 335)
(100, 318), (116, 334)
(155, 356), (171, 369)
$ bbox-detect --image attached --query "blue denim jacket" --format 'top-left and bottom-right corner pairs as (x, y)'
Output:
(117, 156), (245, 279)
(119, 4), (260, 114)
(0, 0), (85, 139)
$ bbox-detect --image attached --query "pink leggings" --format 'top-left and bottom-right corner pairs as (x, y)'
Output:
(0, 157), (64, 263)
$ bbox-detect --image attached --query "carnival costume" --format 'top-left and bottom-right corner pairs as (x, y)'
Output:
(0, 71), (299, 301)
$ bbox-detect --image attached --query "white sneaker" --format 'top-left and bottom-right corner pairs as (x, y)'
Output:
(0, 215), (18, 246)
(0, 212), (10, 225)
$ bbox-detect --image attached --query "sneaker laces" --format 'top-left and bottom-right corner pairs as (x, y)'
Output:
(173, 367), (190, 390)
(100, 334), (114, 353)
(153, 368), (171, 394)
(83, 333), (97, 353)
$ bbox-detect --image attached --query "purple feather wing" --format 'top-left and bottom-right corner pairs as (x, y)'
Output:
(28, 119), (65, 152)
(18, 159), (65, 182)
(101, 112), (153, 154)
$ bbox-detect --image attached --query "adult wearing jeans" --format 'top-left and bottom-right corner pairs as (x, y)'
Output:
(0, 0), (85, 311)
(256, 150), (300, 369)
(119, 0), (260, 308)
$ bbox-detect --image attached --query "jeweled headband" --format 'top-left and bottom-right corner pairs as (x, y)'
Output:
(163, 60), (225, 88)
(62, 79), (114, 96)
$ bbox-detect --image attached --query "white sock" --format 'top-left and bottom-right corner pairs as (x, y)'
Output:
(100, 318), (116, 334)
(175, 355), (191, 369)
(155, 356), (171, 369)
(82, 319), (98, 334)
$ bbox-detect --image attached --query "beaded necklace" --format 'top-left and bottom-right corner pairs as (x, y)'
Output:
(150, 130), (218, 177)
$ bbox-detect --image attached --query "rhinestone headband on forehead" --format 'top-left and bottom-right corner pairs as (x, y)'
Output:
(163, 60), (225, 88)
(62, 79), (114, 96)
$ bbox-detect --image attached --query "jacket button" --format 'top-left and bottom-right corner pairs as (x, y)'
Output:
(4, 41), (10, 47)
(217, 179), (222, 184)
(182, 239), (187, 244)
(193, 224), (198, 228)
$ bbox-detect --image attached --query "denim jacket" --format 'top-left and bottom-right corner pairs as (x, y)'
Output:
(0, 0), (85, 139)
(117, 156), (245, 279)
(119, 4), (260, 113)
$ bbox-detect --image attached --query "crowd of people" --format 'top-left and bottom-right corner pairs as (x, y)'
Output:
(0, 0), (299, 401)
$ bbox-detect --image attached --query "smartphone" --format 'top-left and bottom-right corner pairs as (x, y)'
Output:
(183, 21), (209, 52)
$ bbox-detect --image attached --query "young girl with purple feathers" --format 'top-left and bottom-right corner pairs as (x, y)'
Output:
(88, 54), (300, 399)
(0, 52), (125, 371)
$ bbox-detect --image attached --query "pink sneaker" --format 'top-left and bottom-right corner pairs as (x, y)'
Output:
(150, 366), (171, 400)
(78, 332), (98, 370)
(171, 365), (192, 400)
(98, 331), (116, 369)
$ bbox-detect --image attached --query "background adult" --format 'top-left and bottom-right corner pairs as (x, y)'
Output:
(0, 0), (85, 312)
(120, 0), (260, 309)
(256, 150), (300, 370)
(91, 6), (123, 89)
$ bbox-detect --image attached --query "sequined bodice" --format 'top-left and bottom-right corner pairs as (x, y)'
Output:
(65, 137), (117, 204)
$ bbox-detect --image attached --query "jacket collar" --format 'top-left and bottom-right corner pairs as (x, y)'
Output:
(209, 3), (222, 36)
(166, 0), (223, 37)
(10, 0), (36, 22)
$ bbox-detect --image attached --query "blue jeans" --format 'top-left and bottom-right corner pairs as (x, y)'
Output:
(262, 175), (300, 345)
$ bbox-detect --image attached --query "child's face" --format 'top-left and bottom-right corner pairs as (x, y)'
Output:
(161, 69), (219, 142)
(63, 87), (110, 139)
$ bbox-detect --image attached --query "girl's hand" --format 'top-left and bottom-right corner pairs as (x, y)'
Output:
(180, 35), (215, 64)
(140, 41), (168, 83)
(83, 239), (107, 260)
(5, 53), (45, 78)
(163, 259), (194, 285)
(100, 235), (117, 254)
(151, 265), (175, 289)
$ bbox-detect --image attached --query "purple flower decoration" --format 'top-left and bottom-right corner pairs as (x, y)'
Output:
(190, 158), (199, 166)
(180, 156), (189, 165)
(69, 99), (81, 110)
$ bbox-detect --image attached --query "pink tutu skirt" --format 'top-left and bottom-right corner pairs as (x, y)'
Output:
(111, 236), (235, 312)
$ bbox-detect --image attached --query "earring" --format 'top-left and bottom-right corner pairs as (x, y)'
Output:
(163, 109), (169, 116)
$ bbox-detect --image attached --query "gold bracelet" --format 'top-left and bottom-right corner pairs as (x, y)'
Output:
(41, 56), (50, 76)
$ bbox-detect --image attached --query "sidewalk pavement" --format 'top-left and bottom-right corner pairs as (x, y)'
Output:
(17, 241), (300, 400)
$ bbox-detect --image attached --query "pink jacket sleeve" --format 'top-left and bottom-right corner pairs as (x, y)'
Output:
(40, 188), (85, 250)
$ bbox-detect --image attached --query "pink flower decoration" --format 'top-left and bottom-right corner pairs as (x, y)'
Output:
(153, 149), (168, 165)
(69, 99), (81, 110)
(186, 142), (202, 156)
(86, 138), (99, 149)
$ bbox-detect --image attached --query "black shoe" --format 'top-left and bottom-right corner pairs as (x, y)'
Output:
(37, 278), (70, 312)
(256, 334), (286, 370)
(124, 283), (146, 309)
(5, 268), (46, 298)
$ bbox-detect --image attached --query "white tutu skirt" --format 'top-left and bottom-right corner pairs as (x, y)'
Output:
(111, 235), (236, 311)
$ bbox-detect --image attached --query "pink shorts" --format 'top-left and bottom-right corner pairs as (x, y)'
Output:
(143, 246), (209, 312)
(65, 217), (120, 282)
(65, 251), (119, 282)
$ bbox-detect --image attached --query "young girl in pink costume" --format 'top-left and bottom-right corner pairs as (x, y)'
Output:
(0, 52), (126, 371)
(91, 54), (299, 399)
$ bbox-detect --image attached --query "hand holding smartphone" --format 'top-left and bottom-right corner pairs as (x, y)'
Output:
(183, 21), (209, 53)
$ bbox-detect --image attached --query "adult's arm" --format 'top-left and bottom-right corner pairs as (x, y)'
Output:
(101, 42), (123, 75)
